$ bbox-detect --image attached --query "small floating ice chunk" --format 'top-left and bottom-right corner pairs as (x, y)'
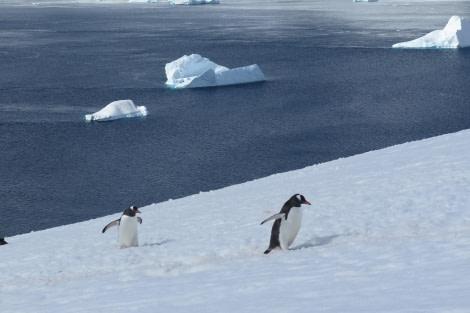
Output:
(85, 100), (147, 122)
(169, 0), (219, 5)
(392, 16), (470, 49)
(165, 54), (265, 89)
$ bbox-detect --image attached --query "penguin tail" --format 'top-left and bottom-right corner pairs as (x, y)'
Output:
(264, 248), (272, 254)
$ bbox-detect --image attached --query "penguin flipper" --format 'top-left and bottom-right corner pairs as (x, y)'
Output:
(102, 219), (120, 233)
(260, 213), (285, 225)
(137, 217), (142, 224)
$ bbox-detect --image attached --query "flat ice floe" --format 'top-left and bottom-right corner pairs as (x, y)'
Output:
(165, 54), (265, 89)
(168, 0), (219, 4)
(393, 15), (470, 49)
(85, 99), (147, 122)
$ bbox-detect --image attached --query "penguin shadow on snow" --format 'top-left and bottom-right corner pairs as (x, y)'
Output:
(290, 234), (341, 251)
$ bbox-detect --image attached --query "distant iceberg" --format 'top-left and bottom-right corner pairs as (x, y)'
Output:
(165, 54), (265, 89)
(392, 16), (470, 49)
(169, 0), (219, 5)
(85, 100), (148, 122)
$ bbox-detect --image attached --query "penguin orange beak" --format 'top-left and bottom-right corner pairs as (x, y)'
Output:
(136, 209), (141, 214)
(302, 201), (311, 205)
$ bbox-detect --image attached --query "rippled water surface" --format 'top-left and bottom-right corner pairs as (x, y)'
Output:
(1, 0), (469, 236)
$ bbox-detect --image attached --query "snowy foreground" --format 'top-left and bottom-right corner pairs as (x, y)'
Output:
(1, 130), (470, 312)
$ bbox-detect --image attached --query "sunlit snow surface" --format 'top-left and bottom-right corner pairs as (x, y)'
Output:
(85, 99), (147, 121)
(393, 15), (470, 48)
(165, 54), (265, 89)
(1, 129), (469, 312)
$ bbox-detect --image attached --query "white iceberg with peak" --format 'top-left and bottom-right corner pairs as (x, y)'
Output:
(165, 54), (265, 89)
(393, 16), (470, 49)
(85, 100), (148, 122)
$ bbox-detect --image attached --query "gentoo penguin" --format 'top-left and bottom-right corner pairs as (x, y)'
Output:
(261, 194), (311, 254)
(102, 205), (142, 249)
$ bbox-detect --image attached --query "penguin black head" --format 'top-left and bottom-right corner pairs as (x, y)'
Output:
(123, 205), (141, 217)
(291, 194), (311, 207)
(0, 237), (8, 245)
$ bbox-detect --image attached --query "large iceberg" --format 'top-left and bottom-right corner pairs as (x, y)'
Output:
(85, 100), (148, 122)
(165, 54), (265, 89)
(392, 16), (470, 49)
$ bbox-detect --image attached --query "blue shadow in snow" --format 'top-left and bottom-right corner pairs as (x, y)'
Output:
(141, 239), (172, 247)
(291, 235), (341, 250)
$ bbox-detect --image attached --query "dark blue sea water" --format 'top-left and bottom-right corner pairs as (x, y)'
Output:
(1, 1), (469, 237)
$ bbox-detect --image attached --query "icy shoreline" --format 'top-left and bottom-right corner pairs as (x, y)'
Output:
(2, 129), (469, 312)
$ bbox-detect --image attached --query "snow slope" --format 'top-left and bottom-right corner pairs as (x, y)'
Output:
(1, 129), (469, 312)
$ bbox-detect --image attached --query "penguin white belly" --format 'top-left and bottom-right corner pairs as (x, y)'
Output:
(279, 207), (303, 250)
(118, 215), (139, 249)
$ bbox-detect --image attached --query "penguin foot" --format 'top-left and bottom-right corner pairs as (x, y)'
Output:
(264, 248), (272, 254)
